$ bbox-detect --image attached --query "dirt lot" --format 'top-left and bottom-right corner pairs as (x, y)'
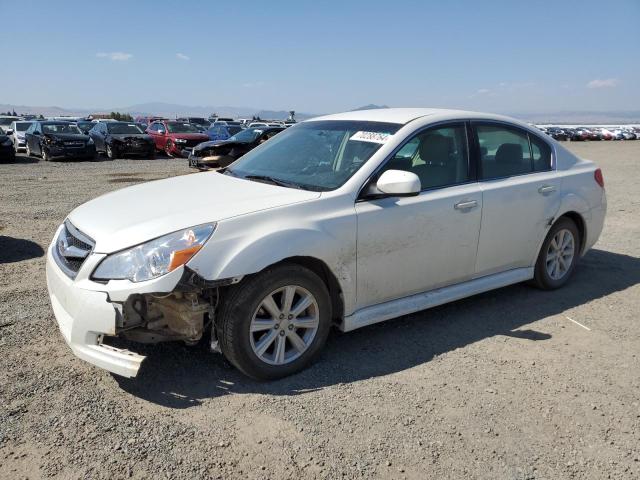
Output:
(0, 142), (638, 480)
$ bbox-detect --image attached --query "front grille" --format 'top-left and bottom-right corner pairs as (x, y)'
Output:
(53, 221), (95, 279)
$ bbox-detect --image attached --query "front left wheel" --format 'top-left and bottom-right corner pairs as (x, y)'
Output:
(217, 264), (332, 380)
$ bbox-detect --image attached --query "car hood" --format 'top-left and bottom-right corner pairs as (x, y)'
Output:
(68, 171), (321, 253)
(193, 139), (247, 151)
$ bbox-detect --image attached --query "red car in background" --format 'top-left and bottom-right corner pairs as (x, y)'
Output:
(146, 120), (209, 157)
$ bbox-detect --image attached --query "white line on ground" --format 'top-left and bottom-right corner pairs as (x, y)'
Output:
(565, 316), (591, 331)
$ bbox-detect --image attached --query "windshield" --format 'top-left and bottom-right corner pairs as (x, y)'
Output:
(228, 128), (266, 142)
(108, 123), (143, 134)
(14, 122), (31, 131)
(228, 120), (402, 191)
(42, 123), (83, 134)
(166, 122), (200, 133)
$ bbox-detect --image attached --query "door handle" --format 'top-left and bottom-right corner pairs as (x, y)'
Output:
(538, 185), (556, 195)
(454, 200), (478, 210)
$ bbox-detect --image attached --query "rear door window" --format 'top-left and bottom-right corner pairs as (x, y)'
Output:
(475, 124), (533, 179)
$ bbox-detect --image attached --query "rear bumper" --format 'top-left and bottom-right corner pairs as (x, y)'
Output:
(46, 248), (144, 377)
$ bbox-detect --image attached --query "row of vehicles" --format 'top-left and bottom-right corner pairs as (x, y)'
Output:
(0, 115), (289, 163)
(538, 125), (640, 141)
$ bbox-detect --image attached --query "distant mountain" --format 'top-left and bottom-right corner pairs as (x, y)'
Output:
(0, 102), (318, 121)
(512, 110), (640, 125)
(351, 104), (389, 111)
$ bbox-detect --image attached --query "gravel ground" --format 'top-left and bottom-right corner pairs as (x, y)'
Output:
(0, 143), (638, 480)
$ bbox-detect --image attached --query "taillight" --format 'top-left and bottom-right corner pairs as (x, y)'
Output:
(594, 168), (604, 188)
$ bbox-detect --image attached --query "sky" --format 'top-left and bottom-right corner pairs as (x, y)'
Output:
(1, 0), (638, 115)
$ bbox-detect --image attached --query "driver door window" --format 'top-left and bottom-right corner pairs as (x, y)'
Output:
(382, 124), (470, 190)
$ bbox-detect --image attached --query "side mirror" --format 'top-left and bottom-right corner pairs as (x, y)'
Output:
(158, 129), (166, 135)
(6, 129), (13, 135)
(375, 170), (421, 197)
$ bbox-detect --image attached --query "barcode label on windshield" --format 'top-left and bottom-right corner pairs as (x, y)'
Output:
(350, 131), (392, 144)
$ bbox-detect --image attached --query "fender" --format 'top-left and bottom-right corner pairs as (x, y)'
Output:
(188, 210), (358, 314)
(530, 190), (591, 266)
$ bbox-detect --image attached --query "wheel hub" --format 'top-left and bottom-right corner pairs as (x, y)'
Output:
(249, 285), (320, 366)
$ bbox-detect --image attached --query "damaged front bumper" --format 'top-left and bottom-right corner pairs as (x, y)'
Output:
(46, 237), (187, 378)
(46, 249), (144, 377)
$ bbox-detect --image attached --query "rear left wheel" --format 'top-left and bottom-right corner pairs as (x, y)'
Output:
(532, 217), (580, 290)
(217, 264), (331, 380)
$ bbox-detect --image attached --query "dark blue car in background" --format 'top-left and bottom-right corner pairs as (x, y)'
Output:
(206, 124), (243, 141)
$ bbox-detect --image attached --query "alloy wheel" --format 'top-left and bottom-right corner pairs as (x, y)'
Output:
(249, 285), (320, 366)
(545, 228), (575, 280)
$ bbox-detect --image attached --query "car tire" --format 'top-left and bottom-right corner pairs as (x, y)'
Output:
(164, 140), (173, 157)
(217, 264), (332, 380)
(532, 217), (580, 290)
(148, 149), (156, 160)
(106, 144), (117, 160)
(26, 143), (31, 157)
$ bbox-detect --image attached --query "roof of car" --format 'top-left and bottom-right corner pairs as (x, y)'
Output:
(308, 107), (519, 125)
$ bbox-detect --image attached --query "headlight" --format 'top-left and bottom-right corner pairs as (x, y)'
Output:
(92, 224), (215, 282)
(174, 138), (187, 144)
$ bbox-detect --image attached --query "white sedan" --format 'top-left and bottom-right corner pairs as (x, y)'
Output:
(46, 108), (606, 380)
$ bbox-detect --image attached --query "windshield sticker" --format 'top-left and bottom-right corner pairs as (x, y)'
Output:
(349, 131), (392, 144)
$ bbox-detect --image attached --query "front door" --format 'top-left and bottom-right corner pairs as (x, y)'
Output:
(355, 123), (482, 310)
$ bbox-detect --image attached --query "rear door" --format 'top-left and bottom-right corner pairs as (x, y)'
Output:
(472, 122), (560, 276)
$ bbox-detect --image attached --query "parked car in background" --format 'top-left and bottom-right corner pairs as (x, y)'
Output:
(177, 117), (210, 128)
(75, 121), (96, 134)
(248, 122), (268, 128)
(25, 121), (95, 161)
(546, 127), (568, 141)
(89, 121), (155, 159)
(7, 120), (33, 152)
(46, 108), (606, 380)
(0, 115), (21, 128)
(0, 127), (16, 162)
(188, 126), (284, 169)
(569, 128), (590, 141)
(621, 129), (637, 140)
(205, 123), (243, 142)
(146, 120), (210, 157)
(611, 129), (624, 140)
(208, 116), (234, 123)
